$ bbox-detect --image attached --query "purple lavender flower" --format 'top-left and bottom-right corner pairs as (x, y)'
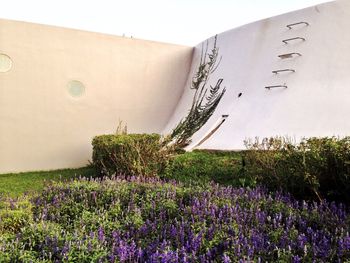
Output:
(1, 176), (348, 262)
(222, 254), (231, 263)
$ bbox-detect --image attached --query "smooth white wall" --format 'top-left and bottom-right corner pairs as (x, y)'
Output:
(2, 0), (350, 173)
(0, 19), (193, 173)
(164, 0), (350, 150)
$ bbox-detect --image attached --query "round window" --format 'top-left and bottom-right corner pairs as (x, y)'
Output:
(0, 53), (13, 73)
(67, 80), (85, 98)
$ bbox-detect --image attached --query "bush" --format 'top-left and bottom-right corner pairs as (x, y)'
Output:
(163, 150), (254, 187)
(243, 137), (350, 203)
(1, 177), (349, 262)
(0, 197), (33, 234)
(92, 133), (170, 177)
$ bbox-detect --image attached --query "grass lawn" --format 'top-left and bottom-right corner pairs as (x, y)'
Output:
(0, 151), (244, 197)
(165, 150), (245, 186)
(0, 166), (95, 197)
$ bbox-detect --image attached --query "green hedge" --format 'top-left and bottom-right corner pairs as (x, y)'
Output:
(92, 134), (168, 177)
(92, 134), (350, 203)
(165, 137), (350, 204)
(243, 137), (350, 203)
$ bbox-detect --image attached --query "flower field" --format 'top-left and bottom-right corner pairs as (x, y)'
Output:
(1, 176), (349, 262)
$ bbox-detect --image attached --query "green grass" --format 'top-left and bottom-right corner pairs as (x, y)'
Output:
(163, 150), (249, 186)
(0, 167), (95, 197)
(0, 150), (245, 197)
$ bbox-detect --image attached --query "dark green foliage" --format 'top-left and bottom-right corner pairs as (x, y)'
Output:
(171, 35), (226, 148)
(92, 133), (169, 177)
(304, 137), (350, 202)
(163, 150), (255, 187)
(243, 137), (350, 203)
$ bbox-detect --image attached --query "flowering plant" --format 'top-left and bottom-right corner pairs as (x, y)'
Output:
(0, 176), (349, 262)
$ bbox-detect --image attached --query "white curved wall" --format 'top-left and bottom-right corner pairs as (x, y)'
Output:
(164, 0), (350, 150)
(2, 0), (350, 173)
(0, 19), (193, 173)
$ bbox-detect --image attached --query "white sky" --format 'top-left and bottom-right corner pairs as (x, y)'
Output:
(0, 0), (331, 46)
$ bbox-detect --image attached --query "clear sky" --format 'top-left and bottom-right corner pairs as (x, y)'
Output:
(0, 0), (331, 46)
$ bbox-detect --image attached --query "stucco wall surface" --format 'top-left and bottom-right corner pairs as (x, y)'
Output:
(2, 0), (350, 173)
(164, 0), (350, 150)
(0, 19), (193, 173)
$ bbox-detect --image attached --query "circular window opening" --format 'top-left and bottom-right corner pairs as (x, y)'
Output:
(0, 53), (13, 73)
(67, 80), (85, 98)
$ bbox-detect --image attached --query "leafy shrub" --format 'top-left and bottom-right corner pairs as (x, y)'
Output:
(92, 133), (170, 177)
(0, 197), (33, 234)
(243, 136), (350, 203)
(0, 177), (349, 262)
(163, 150), (254, 187)
(305, 137), (350, 202)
